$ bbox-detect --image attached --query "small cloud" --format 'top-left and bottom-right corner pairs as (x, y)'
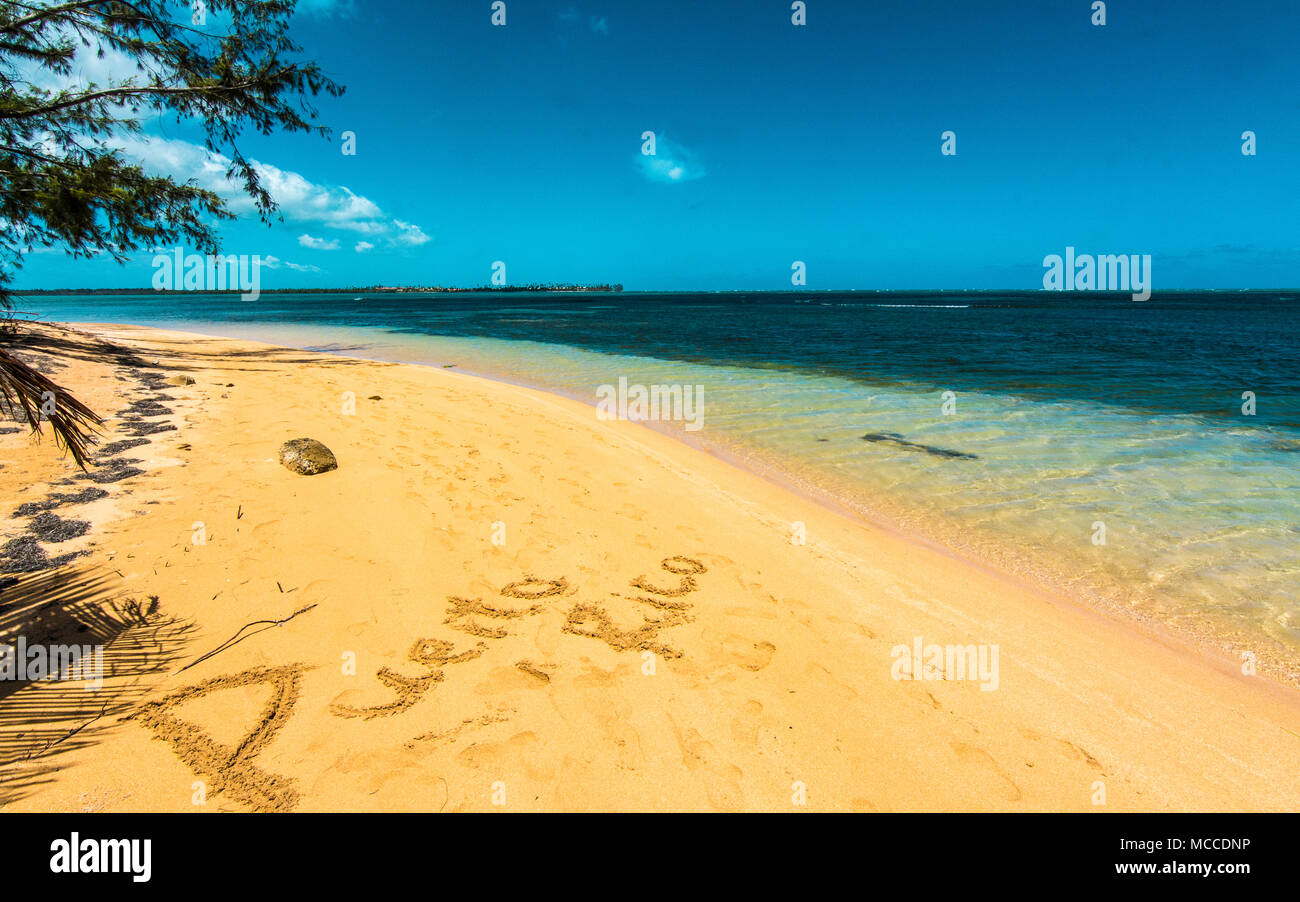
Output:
(558, 7), (607, 35)
(299, 234), (340, 250)
(638, 136), (705, 184)
(261, 256), (321, 274)
(392, 220), (432, 247)
(355, 241), (374, 253)
(339, 221), (389, 236)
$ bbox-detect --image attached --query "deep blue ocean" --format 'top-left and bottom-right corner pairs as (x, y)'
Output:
(20, 289), (1300, 428)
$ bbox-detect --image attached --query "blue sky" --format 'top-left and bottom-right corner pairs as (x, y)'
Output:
(16, 0), (1300, 290)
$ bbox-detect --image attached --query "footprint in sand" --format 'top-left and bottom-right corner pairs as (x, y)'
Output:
(804, 661), (860, 705)
(950, 741), (1023, 802)
(248, 519), (281, 539)
(1018, 728), (1105, 773)
(455, 730), (555, 783)
(676, 725), (745, 811)
(730, 699), (765, 745)
(603, 718), (647, 772)
(618, 504), (648, 522)
(1060, 743), (1102, 769)
(572, 661), (620, 689)
(825, 614), (878, 640)
(1055, 738), (1105, 772)
(721, 636), (776, 672)
(315, 745), (448, 807)
(897, 676), (944, 711)
(723, 603), (780, 621)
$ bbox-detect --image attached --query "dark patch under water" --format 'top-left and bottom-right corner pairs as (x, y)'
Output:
(860, 432), (979, 460)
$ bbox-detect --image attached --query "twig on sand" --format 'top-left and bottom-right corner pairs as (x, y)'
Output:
(22, 702), (110, 762)
(178, 603), (317, 673)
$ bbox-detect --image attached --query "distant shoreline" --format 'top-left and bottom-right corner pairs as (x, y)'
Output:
(12, 284), (623, 296)
(13, 288), (1300, 297)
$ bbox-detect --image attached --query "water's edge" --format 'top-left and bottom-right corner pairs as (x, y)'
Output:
(62, 318), (1300, 690)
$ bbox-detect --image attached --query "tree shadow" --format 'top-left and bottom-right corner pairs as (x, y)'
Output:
(9, 323), (153, 369)
(15, 322), (377, 377)
(0, 565), (195, 807)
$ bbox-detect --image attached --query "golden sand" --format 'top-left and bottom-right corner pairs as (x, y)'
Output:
(1, 321), (1298, 812)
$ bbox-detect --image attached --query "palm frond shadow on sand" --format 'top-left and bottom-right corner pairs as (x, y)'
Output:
(0, 565), (194, 807)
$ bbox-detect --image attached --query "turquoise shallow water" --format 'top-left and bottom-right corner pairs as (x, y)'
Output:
(17, 291), (1300, 675)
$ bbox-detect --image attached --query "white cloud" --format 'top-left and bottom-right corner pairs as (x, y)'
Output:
(110, 134), (242, 199)
(299, 233), (340, 250)
(258, 161), (384, 230)
(17, 31), (148, 94)
(638, 136), (705, 184)
(261, 256), (321, 274)
(391, 220), (432, 247)
(108, 135), (431, 248)
(355, 241), (374, 253)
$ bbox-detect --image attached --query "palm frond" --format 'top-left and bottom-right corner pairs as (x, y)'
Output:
(0, 345), (101, 469)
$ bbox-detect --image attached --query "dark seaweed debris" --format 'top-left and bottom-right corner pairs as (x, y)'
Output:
(28, 512), (91, 543)
(0, 536), (86, 573)
(124, 421), (176, 437)
(861, 432), (979, 460)
(133, 370), (171, 390)
(121, 398), (173, 418)
(97, 437), (151, 458)
(75, 457), (144, 484)
(11, 487), (108, 518)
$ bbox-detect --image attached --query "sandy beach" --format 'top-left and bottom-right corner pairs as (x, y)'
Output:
(1, 320), (1298, 813)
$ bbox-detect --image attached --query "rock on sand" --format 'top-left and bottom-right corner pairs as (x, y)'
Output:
(279, 438), (339, 475)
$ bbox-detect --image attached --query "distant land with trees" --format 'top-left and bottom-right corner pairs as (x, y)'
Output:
(14, 284), (624, 295)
